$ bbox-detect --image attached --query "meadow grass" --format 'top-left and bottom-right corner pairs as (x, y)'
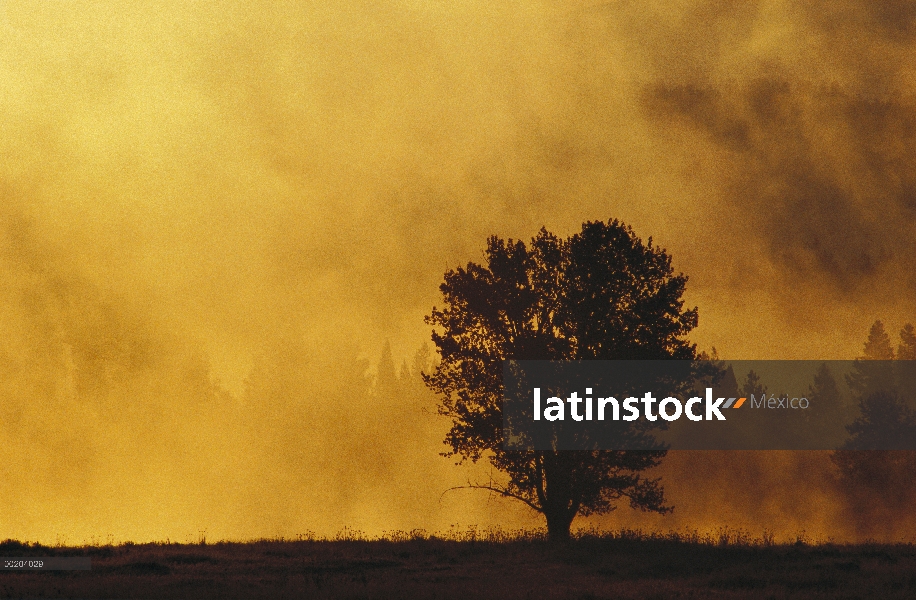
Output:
(0, 528), (914, 599)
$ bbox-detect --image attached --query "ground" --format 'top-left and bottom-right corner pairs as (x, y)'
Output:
(1, 533), (915, 599)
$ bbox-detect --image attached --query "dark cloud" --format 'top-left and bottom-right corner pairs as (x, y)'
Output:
(640, 30), (916, 295)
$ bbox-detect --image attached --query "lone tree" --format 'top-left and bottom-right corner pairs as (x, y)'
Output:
(424, 220), (699, 540)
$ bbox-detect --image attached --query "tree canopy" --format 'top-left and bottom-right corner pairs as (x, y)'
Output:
(424, 220), (699, 539)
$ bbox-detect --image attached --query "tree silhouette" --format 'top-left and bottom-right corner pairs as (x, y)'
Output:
(424, 220), (698, 540)
(831, 320), (916, 539)
(841, 390), (916, 451)
(741, 369), (766, 400)
(805, 363), (849, 448)
(845, 320), (895, 399)
(897, 324), (916, 360)
(896, 324), (916, 396)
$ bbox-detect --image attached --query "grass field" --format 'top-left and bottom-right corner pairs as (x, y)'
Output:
(1, 530), (915, 599)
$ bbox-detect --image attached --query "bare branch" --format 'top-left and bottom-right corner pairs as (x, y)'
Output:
(439, 479), (542, 513)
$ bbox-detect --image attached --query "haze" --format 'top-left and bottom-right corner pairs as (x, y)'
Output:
(1, 0), (914, 544)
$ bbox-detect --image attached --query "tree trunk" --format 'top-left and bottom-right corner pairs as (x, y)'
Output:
(544, 508), (576, 542)
(540, 452), (578, 542)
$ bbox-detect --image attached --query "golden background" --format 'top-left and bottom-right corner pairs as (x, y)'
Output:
(1, 0), (914, 543)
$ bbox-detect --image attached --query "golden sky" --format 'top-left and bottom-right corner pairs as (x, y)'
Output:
(1, 0), (915, 543)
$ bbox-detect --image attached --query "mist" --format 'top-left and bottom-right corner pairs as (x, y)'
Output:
(0, 0), (914, 543)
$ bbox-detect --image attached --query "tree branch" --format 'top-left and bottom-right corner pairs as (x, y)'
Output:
(440, 479), (543, 514)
